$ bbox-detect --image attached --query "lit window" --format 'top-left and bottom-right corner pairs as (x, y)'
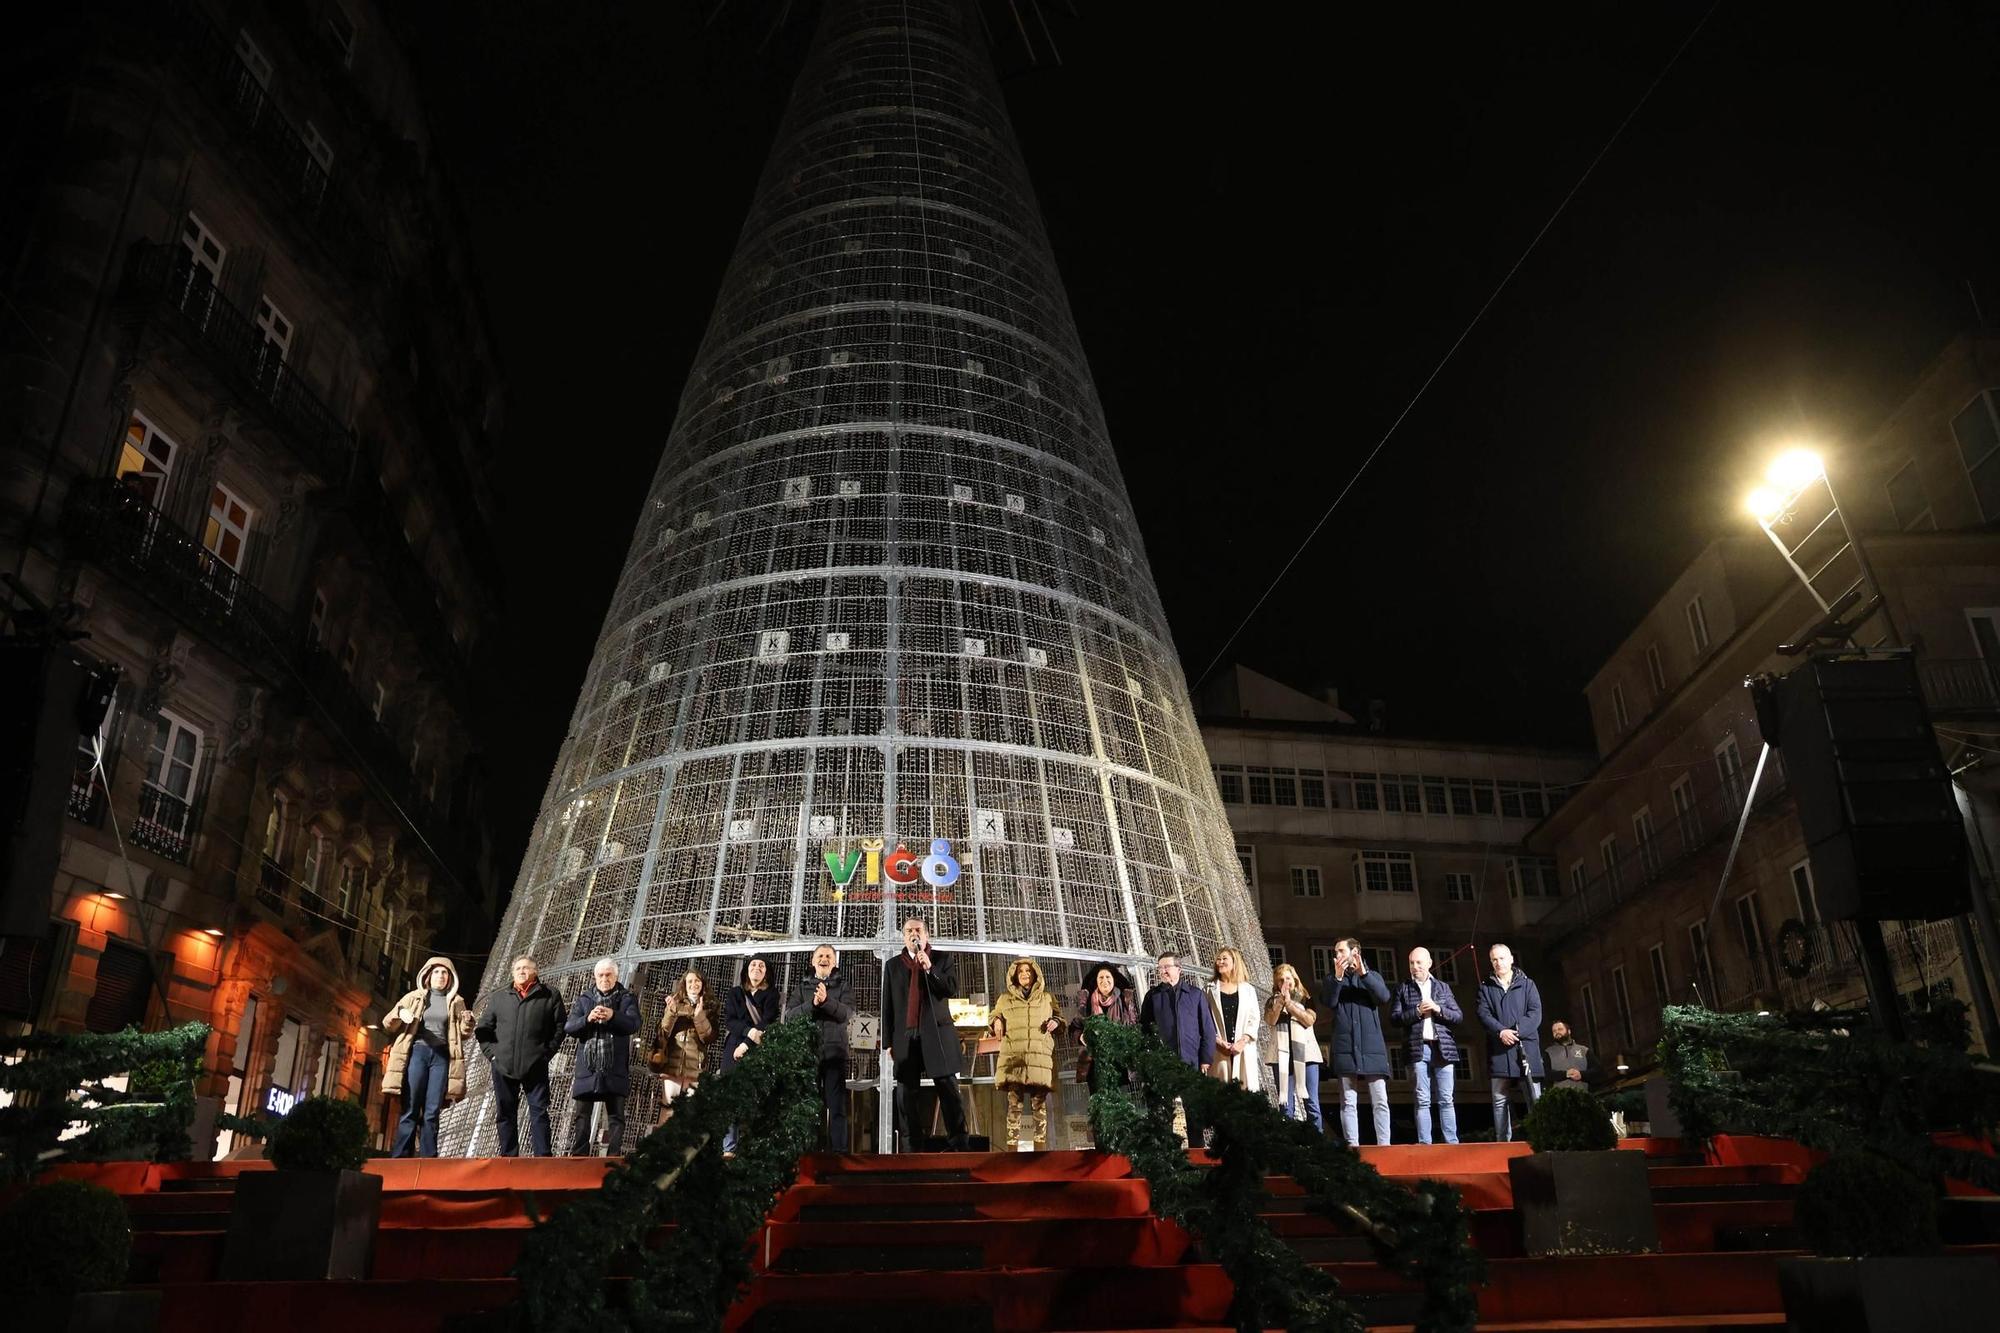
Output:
(201, 483), (253, 572)
(114, 412), (177, 506)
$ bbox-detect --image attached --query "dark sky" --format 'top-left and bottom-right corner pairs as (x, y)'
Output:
(418, 1), (2000, 868)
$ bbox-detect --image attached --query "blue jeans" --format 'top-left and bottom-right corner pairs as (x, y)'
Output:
(1410, 1044), (1458, 1144)
(392, 1041), (448, 1158)
(1491, 1075), (1541, 1142)
(1276, 1061), (1322, 1132)
(1337, 1074), (1391, 1146)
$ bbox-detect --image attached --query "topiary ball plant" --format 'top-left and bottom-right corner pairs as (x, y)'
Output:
(1520, 1083), (1618, 1153)
(266, 1096), (370, 1172)
(1796, 1151), (1940, 1257)
(0, 1179), (132, 1320)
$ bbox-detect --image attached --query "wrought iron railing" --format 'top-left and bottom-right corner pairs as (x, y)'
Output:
(133, 781), (195, 862)
(63, 479), (293, 673)
(1917, 657), (2000, 718)
(119, 243), (354, 481)
(256, 855), (288, 914)
(68, 751), (106, 826)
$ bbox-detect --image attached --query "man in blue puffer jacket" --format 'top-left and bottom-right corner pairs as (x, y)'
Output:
(1140, 952), (1217, 1149)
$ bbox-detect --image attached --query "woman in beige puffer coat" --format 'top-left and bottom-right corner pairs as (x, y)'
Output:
(989, 957), (1064, 1148)
(382, 955), (476, 1157)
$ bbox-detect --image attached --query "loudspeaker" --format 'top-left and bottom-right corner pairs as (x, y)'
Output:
(1, 645), (91, 937)
(1771, 653), (1967, 922)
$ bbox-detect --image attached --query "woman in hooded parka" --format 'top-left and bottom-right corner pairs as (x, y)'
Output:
(648, 968), (716, 1125)
(989, 957), (1065, 1149)
(719, 953), (782, 1156)
(382, 955), (477, 1157)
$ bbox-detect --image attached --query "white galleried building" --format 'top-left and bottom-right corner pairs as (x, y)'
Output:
(1199, 666), (1593, 1138)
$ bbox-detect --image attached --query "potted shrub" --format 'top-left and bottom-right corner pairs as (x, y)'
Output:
(1507, 1083), (1659, 1255)
(1778, 1151), (2000, 1331)
(0, 1178), (152, 1332)
(221, 1096), (381, 1280)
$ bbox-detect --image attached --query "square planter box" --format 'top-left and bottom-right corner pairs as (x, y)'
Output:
(1509, 1149), (1660, 1256)
(1779, 1255), (2000, 1333)
(221, 1169), (382, 1280)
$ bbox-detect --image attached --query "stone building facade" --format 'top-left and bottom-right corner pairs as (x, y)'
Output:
(1, 0), (508, 1149)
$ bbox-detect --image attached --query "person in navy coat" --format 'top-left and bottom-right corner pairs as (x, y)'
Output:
(1390, 946), (1464, 1145)
(1139, 952), (1217, 1148)
(1476, 942), (1545, 1142)
(1317, 938), (1393, 1146)
(719, 952), (783, 1156)
(563, 957), (642, 1156)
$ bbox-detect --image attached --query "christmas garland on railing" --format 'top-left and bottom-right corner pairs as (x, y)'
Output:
(510, 1017), (820, 1333)
(1084, 1018), (1483, 1333)
(1, 1022), (211, 1182)
(1659, 1004), (2000, 1192)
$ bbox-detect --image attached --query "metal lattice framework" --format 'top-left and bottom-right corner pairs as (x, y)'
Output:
(442, 0), (1268, 1154)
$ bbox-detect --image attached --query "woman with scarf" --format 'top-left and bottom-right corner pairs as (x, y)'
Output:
(989, 956), (1064, 1150)
(564, 956), (642, 1156)
(1263, 962), (1323, 1130)
(719, 953), (782, 1156)
(648, 967), (716, 1125)
(1072, 960), (1139, 1093)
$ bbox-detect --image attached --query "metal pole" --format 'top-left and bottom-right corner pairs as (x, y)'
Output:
(1952, 783), (2000, 1057)
(1853, 922), (1906, 1042)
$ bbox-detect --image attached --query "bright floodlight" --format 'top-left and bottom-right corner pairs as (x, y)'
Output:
(1745, 487), (1785, 523)
(1766, 448), (1824, 491)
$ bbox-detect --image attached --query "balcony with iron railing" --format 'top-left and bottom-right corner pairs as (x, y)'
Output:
(1917, 657), (2000, 719)
(118, 243), (355, 482)
(68, 751), (107, 827)
(153, 0), (386, 289)
(255, 855), (289, 914)
(132, 781), (197, 863)
(1539, 758), (1795, 942)
(63, 478), (293, 676)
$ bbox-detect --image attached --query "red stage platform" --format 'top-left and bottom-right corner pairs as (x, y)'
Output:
(30, 1137), (2000, 1331)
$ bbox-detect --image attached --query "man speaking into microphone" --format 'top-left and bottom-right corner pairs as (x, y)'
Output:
(883, 916), (970, 1152)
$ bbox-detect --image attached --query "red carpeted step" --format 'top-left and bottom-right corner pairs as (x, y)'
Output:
(798, 1149), (1137, 1183)
(779, 1177), (1153, 1223)
(726, 1266), (1238, 1332)
(757, 1216), (1193, 1271)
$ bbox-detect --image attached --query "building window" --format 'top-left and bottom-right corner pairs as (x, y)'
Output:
(301, 121), (335, 196)
(1498, 781), (1546, 820)
(1213, 764), (1243, 804)
(371, 680), (388, 722)
(1310, 945), (1338, 982)
(114, 412), (177, 506)
(201, 483), (254, 573)
(1569, 860), (1588, 898)
(1790, 860), (1819, 924)
(1422, 775), (1448, 814)
(1299, 770), (1326, 808)
(138, 710), (202, 854)
(85, 940), (155, 1034)
(1598, 834), (1621, 890)
(1290, 865), (1323, 898)
(1648, 943), (1670, 1009)
(308, 590), (328, 648)
(1351, 773), (1380, 811)
(1633, 806), (1659, 878)
(1246, 766), (1273, 805)
(1645, 643), (1667, 696)
(313, 1036), (344, 1097)
(1611, 967), (1635, 1049)
(1734, 893), (1767, 991)
(302, 832), (325, 896)
(1385, 773), (1421, 813)
(1443, 872), (1476, 902)
(1714, 733), (1745, 806)
(1505, 857), (1558, 898)
(1611, 683), (1630, 732)
(1266, 945), (1285, 968)
(325, 5), (359, 66)
(336, 862), (362, 913)
(233, 28), (274, 88)
(1272, 768), (1298, 806)
(1363, 947), (1398, 979)
(1951, 390), (2000, 521)
(1886, 458), (1933, 531)
(254, 295), (294, 385)
(340, 639), (358, 678)
(1578, 981), (1600, 1054)
(1235, 843), (1255, 887)
(1355, 850), (1417, 893)
(1434, 949), (1460, 984)
(1689, 920), (1715, 1000)
(179, 212), (227, 292)
(261, 795), (288, 861)
(1670, 773), (1699, 853)
(1686, 594), (1711, 656)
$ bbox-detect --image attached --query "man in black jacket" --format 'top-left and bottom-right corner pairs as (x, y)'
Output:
(476, 955), (565, 1156)
(882, 918), (968, 1151)
(783, 943), (854, 1151)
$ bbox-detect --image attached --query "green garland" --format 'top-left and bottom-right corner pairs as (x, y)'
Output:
(1659, 1004), (2000, 1192)
(510, 1017), (820, 1333)
(1084, 1018), (1483, 1333)
(0, 1023), (211, 1182)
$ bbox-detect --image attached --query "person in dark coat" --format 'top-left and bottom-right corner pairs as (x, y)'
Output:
(563, 956), (642, 1157)
(720, 952), (783, 1155)
(1476, 942), (1545, 1142)
(783, 943), (854, 1151)
(1138, 952), (1217, 1149)
(882, 917), (968, 1151)
(1317, 938), (1393, 1146)
(1390, 946), (1463, 1145)
(1073, 960), (1139, 1094)
(476, 955), (566, 1157)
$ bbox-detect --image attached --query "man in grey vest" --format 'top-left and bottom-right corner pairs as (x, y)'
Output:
(1546, 1020), (1592, 1085)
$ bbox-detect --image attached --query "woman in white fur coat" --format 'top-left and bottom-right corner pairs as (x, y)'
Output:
(1207, 946), (1262, 1093)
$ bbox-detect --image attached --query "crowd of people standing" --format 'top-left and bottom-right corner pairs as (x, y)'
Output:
(376, 925), (1591, 1158)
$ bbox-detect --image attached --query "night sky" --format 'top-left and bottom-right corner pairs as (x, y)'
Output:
(417, 1), (2000, 868)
